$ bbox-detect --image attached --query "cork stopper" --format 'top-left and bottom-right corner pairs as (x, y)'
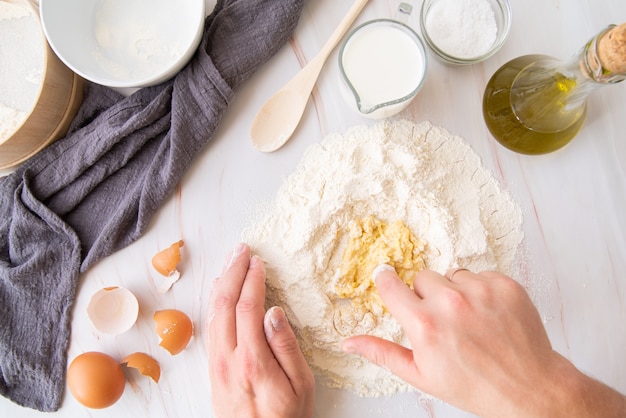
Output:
(597, 22), (626, 74)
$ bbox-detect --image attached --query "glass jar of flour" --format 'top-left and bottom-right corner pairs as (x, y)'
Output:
(420, 0), (511, 65)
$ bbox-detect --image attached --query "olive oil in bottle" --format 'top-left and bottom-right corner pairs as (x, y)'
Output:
(483, 24), (626, 155)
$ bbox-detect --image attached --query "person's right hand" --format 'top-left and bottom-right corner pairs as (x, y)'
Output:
(342, 266), (626, 418)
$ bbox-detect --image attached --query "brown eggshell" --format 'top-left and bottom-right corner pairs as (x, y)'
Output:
(67, 352), (125, 409)
(152, 240), (184, 276)
(153, 309), (193, 355)
(121, 352), (161, 383)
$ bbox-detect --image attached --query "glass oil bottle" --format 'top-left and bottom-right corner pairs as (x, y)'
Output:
(483, 23), (626, 155)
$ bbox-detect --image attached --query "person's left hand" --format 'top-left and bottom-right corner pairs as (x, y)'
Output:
(206, 243), (315, 418)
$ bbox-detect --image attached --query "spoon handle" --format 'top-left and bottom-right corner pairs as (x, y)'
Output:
(316, 0), (369, 61)
(292, 0), (369, 96)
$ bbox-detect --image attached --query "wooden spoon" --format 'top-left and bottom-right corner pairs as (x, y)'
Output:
(250, 0), (369, 152)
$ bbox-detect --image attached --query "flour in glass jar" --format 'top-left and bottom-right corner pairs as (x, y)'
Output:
(425, 0), (498, 59)
(242, 120), (525, 397)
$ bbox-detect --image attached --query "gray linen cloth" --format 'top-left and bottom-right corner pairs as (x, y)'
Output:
(0, 0), (304, 411)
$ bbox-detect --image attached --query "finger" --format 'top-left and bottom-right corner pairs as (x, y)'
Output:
(445, 268), (474, 284)
(342, 335), (421, 388)
(220, 249), (233, 275)
(236, 255), (268, 346)
(373, 264), (422, 326)
(413, 270), (454, 298)
(206, 274), (221, 323)
(476, 270), (510, 281)
(476, 271), (529, 297)
(211, 242), (251, 351)
(205, 276), (220, 352)
(264, 306), (314, 395)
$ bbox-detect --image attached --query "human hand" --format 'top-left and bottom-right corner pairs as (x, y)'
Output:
(341, 266), (617, 417)
(207, 243), (315, 418)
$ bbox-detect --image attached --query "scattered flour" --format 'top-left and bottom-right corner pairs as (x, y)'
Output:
(242, 120), (524, 397)
(425, 0), (498, 59)
(0, 0), (44, 142)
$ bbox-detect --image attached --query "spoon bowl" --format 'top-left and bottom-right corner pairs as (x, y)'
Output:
(250, 0), (369, 152)
(250, 90), (309, 153)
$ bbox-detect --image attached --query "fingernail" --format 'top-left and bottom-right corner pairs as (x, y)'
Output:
(249, 254), (265, 272)
(224, 242), (247, 270)
(264, 306), (286, 341)
(341, 340), (359, 355)
(372, 264), (396, 283)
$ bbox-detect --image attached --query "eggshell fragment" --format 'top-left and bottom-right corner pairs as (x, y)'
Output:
(87, 287), (139, 335)
(121, 352), (161, 383)
(153, 309), (193, 355)
(152, 240), (184, 293)
(152, 240), (184, 276)
(68, 352), (126, 409)
(156, 270), (181, 294)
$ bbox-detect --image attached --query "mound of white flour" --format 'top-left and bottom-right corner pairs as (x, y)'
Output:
(242, 120), (524, 396)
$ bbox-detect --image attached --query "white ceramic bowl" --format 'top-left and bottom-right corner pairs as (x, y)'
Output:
(40, 0), (205, 88)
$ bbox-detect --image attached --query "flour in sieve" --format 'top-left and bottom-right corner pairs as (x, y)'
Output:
(0, 1), (44, 142)
(242, 120), (524, 397)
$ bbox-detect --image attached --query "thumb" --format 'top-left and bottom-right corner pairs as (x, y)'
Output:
(342, 335), (421, 388)
(264, 306), (314, 393)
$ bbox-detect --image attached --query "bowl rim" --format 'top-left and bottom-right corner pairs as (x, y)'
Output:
(419, 0), (512, 65)
(39, 0), (206, 88)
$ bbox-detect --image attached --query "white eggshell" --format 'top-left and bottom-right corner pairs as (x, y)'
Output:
(87, 287), (139, 335)
(157, 270), (181, 294)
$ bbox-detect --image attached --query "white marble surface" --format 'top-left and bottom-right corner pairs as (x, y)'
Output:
(2, 0), (626, 416)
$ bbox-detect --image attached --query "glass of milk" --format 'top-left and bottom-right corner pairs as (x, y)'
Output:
(338, 4), (428, 119)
